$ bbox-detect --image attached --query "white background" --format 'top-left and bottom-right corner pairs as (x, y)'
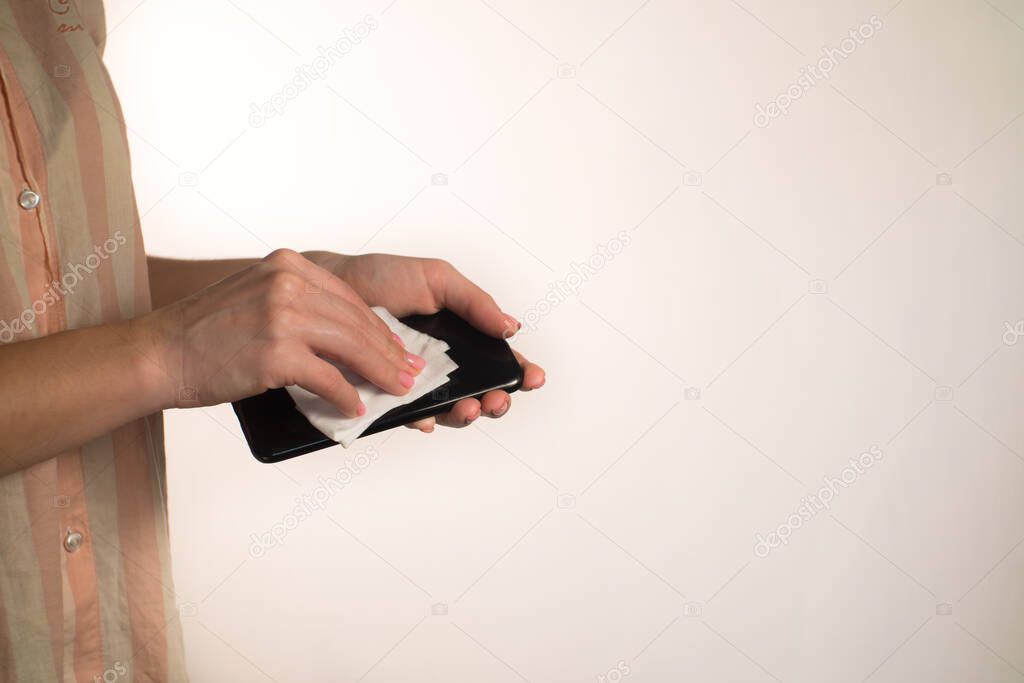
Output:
(104, 0), (1024, 681)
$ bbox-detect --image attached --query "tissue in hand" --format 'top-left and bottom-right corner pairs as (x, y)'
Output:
(285, 307), (458, 447)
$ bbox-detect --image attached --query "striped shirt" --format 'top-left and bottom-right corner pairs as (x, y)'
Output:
(0, 2), (187, 680)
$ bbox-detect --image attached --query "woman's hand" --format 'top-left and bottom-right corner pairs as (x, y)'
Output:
(304, 251), (546, 431)
(151, 249), (424, 418)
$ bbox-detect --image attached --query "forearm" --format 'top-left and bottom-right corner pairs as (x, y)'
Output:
(148, 256), (258, 308)
(0, 314), (172, 476)
(147, 253), (354, 307)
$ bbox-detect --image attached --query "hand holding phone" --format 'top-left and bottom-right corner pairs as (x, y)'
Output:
(233, 309), (524, 462)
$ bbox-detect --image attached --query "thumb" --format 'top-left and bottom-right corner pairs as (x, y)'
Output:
(434, 262), (521, 339)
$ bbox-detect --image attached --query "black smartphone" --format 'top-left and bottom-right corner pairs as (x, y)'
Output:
(231, 309), (523, 463)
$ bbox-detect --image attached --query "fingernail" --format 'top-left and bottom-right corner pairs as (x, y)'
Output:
(399, 371), (414, 388)
(503, 312), (522, 330)
(356, 401), (367, 416)
(406, 353), (426, 370)
(492, 399), (509, 417)
(392, 332), (405, 347)
(463, 416), (474, 426)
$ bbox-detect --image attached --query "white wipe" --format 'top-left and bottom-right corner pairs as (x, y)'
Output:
(286, 307), (458, 447)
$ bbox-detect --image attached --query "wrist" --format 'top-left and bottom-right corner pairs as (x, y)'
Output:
(302, 250), (348, 271)
(127, 304), (184, 411)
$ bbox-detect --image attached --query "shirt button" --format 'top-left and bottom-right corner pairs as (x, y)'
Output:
(64, 530), (84, 553)
(18, 189), (40, 210)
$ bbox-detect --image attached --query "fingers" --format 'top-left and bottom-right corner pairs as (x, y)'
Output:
(429, 260), (520, 339)
(263, 248), (396, 343)
(294, 355), (364, 418)
(304, 260), (395, 339)
(305, 291), (424, 378)
(513, 349), (546, 390)
(406, 417), (435, 433)
(434, 398), (482, 428)
(480, 390), (509, 417)
(405, 391), (506, 434)
(261, 250), (425, 398)
(301, 311), (421, 396)
(406, 348), (544, 432)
